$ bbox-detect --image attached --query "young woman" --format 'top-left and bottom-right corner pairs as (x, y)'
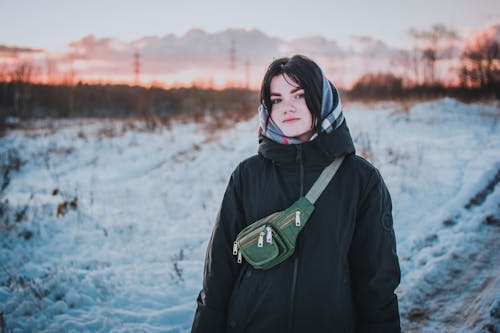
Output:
(192, 55), (401, 333)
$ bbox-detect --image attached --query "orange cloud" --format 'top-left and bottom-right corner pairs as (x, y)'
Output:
(0, 45), (44, 53)
(0, 44), (44, 61)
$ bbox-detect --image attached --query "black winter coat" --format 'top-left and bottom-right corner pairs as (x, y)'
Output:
(192, 121), (401, 333)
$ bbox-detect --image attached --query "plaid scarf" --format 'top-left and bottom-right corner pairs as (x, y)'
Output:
(258, 72), (344, 144)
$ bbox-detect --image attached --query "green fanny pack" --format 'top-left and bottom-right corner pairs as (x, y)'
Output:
(232, 156), (345, 270)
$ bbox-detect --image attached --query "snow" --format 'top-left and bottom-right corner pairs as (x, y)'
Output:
(1, 98), (499, 332)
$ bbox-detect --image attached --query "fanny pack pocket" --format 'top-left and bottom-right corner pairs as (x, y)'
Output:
(234, 196), (314, 270)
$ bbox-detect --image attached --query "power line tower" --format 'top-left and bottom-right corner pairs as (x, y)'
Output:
(134, 51), (140, 85)
(229, 38), (236, 87)
(245, 59), (250, 89)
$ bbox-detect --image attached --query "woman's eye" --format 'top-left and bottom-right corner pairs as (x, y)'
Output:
(295, 93), (305, 99)
(271, 98), (281, 104)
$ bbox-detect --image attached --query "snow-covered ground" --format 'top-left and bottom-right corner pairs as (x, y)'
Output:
(0, 98), (499, 332)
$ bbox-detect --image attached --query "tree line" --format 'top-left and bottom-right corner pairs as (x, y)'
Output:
(349, 24), (499, 100)
(0, 82), (259, 130)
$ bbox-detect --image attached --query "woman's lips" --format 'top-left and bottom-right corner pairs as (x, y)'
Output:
(283, 118), (300, 123)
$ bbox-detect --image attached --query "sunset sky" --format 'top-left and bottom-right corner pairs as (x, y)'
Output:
(1, 0), (499, 88)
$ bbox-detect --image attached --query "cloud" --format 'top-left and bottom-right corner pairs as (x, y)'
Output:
(281, 36), (345, 58)
(60, 28), (406, 81)
(0, 44), (44, 59)
(68, 34), (131, 61)
(140, 28), (282, 74)
(0, 45), (44, 53)
(350, 35), (401, 58)
(62, 29), (348, 75)
(63, 29), (282, 76)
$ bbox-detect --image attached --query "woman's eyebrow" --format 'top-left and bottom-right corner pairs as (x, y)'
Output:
(270, 87), (303, 96)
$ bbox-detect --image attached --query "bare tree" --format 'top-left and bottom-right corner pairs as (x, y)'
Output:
(409, 24), (460, 85)
(390, 49), (417, 87)
(459, 27), (500, 88)
(410, 47), (422, 85)
(0, 62), (7, 82)
(45, 54), (58, 84)
(10, 60), (35, 118)
(11, 60), (33, 82)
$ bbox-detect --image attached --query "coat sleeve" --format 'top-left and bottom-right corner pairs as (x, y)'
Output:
(348, 168), (401, 333)
(191, 166), (246, 333)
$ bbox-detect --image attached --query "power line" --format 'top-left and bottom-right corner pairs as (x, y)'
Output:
(134, 51), (140, 85)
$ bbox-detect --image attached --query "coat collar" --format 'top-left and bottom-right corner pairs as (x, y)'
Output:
(258, 120), (356, 167)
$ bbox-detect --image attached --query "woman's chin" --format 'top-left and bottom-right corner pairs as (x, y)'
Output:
(283, 130), (313, 141)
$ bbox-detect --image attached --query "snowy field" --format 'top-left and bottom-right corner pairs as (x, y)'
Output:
(0, 98), (499, 332)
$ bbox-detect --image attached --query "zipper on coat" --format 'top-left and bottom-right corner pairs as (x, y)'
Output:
(288, 254), (299, 333)
(296, 145), (304, 196)
(288, 144), (304, 333)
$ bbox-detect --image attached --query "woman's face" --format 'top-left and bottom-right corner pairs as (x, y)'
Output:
(269, 74), (313, 141)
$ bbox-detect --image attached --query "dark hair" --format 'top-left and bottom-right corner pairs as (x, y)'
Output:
(260, 54), (323, 133)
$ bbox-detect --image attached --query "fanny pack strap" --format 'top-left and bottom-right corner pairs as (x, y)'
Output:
(305, 155), (345, 204)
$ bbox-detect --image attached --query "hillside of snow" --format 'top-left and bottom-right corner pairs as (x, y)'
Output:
(0, 98), (499, 332)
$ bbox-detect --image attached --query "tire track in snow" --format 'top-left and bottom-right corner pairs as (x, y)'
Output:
(401, 166), (500, 332)
(465, 168), (500, 210)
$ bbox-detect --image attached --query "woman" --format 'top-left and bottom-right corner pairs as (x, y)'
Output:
(192, 55), (401, 333)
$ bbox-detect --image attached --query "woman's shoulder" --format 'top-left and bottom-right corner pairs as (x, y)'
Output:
(345, 154), (378, 172)
(233, 154), (267, 176)
(342, 153), (385, 186)
(226, 155), (268, 196)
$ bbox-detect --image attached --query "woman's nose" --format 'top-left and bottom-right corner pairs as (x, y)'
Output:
(282, 100), (296, 113)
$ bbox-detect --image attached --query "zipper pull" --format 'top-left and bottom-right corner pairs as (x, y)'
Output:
(237, 250), (242, 264)
(258, 231), (265, 247)
(266, 226), (273, 244)
(295, 211), (301, 227)
(232, 241), (238, 255)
